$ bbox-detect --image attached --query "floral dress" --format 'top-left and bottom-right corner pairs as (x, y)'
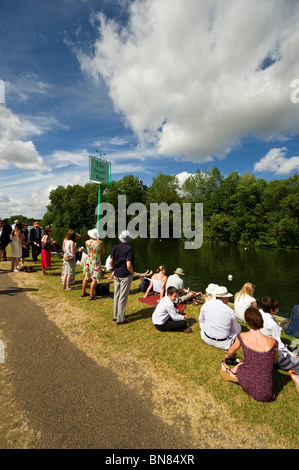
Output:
(84, 239), (102, 282)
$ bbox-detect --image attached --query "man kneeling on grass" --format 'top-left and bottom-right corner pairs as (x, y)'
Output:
(152, 286), (192, 333)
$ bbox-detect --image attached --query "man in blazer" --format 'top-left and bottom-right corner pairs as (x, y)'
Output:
(30, 221), (42, 263)
(0, 219), (12, 262)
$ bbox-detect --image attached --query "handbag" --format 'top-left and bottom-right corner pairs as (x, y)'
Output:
(95, 283), (110, 296)
(42, 241), (52, 250)
(64, 252), (74, 262)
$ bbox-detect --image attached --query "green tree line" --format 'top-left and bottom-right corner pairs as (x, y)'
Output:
(38, 169), (299, 248)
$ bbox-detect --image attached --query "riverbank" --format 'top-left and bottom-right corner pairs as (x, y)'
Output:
(0, 254), (298, 449)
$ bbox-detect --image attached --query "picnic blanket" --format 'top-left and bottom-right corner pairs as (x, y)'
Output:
(138, 293), (185, 310)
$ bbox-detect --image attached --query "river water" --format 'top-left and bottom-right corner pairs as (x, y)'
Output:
(53, 230), (299, 317)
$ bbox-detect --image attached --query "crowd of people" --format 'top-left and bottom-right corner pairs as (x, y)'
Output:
(1, 221), (299, 403)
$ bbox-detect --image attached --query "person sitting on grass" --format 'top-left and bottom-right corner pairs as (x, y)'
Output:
(259, 296), (299, 394)
(165, 267), (202, 304)
(234, 282), (258, 323)
(152, 286), (192, 333)
(220, 307), (278, 402)
(199, 285), (241, 350)
(143, 265), (167, 301)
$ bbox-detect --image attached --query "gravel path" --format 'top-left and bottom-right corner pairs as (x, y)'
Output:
(0, 270), (196, 449)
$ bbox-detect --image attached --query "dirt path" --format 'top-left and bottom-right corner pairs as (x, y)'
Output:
(0, 270), (199, 449)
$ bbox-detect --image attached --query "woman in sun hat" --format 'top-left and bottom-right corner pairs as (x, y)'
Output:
(81, 228), (105, 300)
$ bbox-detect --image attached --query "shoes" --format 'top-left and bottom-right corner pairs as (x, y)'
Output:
(220, 361), (239, 384)
(117, 319), (131, 325)
(289, 370), (299, 394)
(183, 326), (193, 333)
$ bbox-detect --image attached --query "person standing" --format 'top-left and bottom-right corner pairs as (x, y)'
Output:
(109, 230), (134, 325)
(41, 228), (55, 275)
(0, 219), (12, 264)
(81, 228), (105, 299)
(10, 221), (23, 271)
(30, 222), (42, 263)
(21, 223), (30, 267)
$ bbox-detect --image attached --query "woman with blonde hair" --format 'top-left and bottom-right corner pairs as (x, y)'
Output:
(143, 265), (167, 301)
(234, 282), (257, 322)
(10, 221), (23, 272)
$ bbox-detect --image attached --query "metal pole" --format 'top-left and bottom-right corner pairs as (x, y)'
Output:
(97, 183), (103, 233)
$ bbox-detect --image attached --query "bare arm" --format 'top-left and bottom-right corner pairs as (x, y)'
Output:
(127, 260), (134, 276)
(225, 337), (240, 359)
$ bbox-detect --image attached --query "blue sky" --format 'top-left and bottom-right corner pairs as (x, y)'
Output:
(1, 0), (299, 218)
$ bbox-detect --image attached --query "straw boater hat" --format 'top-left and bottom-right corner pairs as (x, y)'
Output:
(174, 267), (185, 276)
(88, 228), (100, 240)
(214, 285), (233, 298)
(119, 230), (132, 243)
(205, 283), (219, 294)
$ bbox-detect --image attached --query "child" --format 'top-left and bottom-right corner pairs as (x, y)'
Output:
(259, 296), (299, 394)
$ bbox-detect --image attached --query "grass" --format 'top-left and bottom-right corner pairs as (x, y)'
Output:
(2, 249), (299, 449)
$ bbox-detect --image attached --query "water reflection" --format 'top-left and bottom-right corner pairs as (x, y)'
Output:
(53, 229), (298, 316)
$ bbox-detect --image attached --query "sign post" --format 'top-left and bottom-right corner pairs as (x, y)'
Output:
(89, 153), (111, 232)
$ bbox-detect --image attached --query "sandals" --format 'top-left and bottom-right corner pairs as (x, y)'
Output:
(89, 295), (97, 300)
(81, 292), (88, 297)
(220, 361), (239, 384)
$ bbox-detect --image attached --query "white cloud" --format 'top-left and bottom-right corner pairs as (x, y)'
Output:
(0, 106), (49, 170)
(254, 147), (299, 174)
(78, 0), (299, 162)
(175, 171), (194, 187)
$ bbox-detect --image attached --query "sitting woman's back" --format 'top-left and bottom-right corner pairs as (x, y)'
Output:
(234, 282), (257, 322)
(144, 265), (167, 299)
(223, 307), (278, 402)
(236, 332), (277, 402)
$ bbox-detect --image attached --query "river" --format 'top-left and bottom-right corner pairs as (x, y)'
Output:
(52, 230), (298, 317)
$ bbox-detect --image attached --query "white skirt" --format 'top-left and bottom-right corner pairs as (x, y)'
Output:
(11, 237), (22, 258)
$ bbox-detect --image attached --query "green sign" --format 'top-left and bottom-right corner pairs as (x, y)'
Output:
(89, 156), (111, 184)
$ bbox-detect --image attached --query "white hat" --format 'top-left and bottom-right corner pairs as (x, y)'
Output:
(174, 267), (185, 276)
(205, 283), (219, 294)
(88, 228), (100, 240)
(214, 285), (233, 298)
(119, 230), (132, 243)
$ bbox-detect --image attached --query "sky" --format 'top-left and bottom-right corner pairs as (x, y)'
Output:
(1, 0), (299, 219)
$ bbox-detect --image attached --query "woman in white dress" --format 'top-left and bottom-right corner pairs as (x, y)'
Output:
(234, 282), (258, 322)
(10, 221), (23, 272)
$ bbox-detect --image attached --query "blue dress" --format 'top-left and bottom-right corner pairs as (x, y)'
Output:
(22, 229), (30, 258)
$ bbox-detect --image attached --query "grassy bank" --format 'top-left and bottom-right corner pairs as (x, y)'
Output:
(2, 250), (298, 449)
